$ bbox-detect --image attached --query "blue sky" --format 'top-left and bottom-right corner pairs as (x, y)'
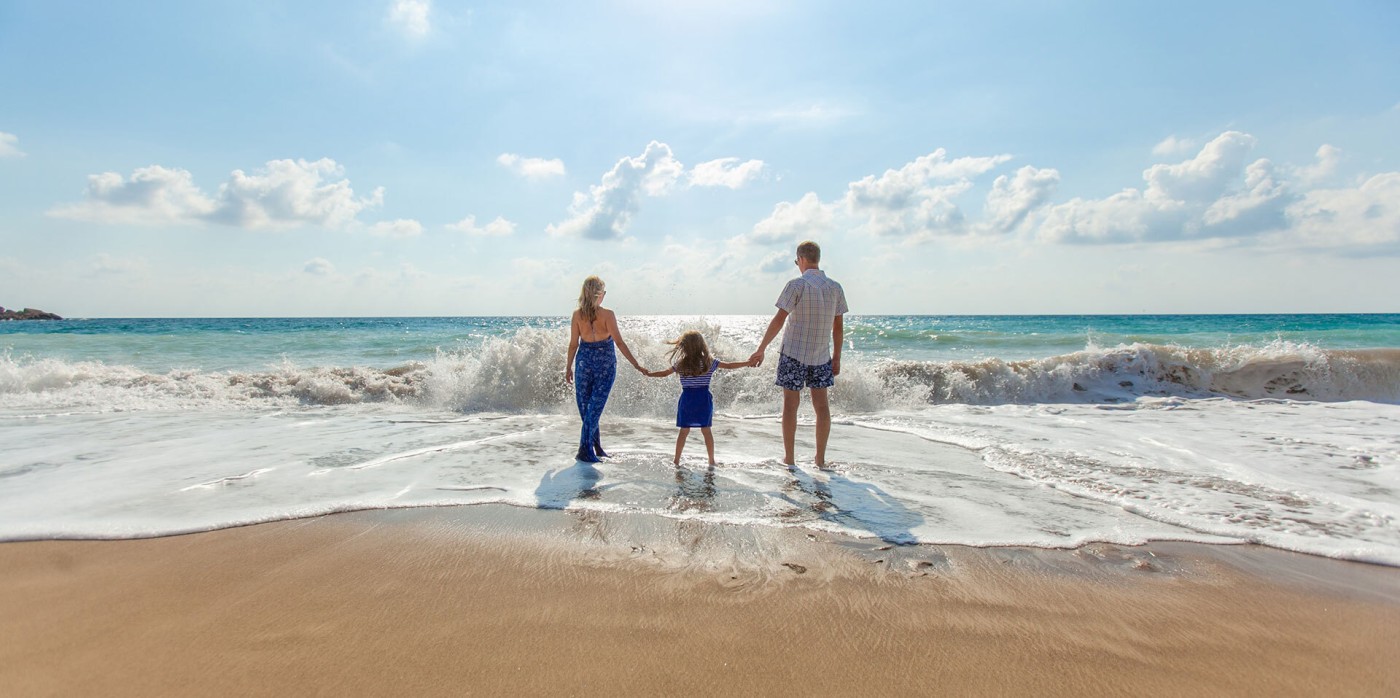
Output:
(1, 0), (1398, 316)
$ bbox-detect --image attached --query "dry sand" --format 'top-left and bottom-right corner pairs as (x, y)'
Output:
(2, 505), (1398, 696)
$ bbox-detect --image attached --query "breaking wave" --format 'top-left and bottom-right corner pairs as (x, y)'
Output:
(2, 330), (1398, 413)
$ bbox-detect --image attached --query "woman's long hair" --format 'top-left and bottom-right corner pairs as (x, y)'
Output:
(667, 330), (713, 377)
(577, 276), (605, 323)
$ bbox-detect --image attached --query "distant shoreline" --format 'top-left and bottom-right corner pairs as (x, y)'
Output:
(0, 307), (61, 321)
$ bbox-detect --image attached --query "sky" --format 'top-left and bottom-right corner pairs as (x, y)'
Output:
(1, 0), (1398, 317)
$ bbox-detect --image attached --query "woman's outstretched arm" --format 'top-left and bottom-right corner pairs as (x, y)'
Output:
(605, 310), (645, 372)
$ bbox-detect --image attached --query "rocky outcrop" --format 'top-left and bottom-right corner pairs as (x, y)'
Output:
(0, 306), (62, 321)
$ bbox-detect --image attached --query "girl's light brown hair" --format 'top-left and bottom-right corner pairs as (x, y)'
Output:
(577, 276), (605, 323)
(667, 330), (713, 377)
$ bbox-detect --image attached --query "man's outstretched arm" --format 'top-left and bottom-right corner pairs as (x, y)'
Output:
(749, 309), (789, 366)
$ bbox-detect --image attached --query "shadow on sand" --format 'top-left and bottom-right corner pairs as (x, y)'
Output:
(533, 461), (604, 509)
(779, 467), (924, 545)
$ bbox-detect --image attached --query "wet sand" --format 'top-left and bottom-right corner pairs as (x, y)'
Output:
(2, 505), (1398, 696)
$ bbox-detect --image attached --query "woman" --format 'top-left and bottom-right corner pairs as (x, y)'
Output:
(565, 276), (644, 462)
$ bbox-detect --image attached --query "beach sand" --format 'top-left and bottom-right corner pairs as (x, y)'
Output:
(2, 505), (1397, 696)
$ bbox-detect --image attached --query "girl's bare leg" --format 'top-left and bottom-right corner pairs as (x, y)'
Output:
(674, 428), (690, 465)
(701, 427), (715, 465)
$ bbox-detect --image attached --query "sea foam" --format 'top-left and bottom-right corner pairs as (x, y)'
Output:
(3, 332), (1397, 414)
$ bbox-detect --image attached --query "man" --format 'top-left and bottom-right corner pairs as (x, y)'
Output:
(749, 240), (848, 468)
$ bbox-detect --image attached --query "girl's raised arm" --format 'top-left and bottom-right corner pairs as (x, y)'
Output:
(717, 359), (752, 370)
(565, 311), (581, 384)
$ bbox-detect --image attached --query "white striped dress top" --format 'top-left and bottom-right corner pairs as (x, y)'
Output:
(677, 359), (720, 388)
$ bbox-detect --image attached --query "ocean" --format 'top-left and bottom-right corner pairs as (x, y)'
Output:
(2, 314), (1398, 565)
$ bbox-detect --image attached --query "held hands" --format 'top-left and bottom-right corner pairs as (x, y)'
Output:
(747, 349), (765, 367)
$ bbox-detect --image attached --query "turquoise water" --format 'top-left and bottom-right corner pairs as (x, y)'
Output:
(5, 314), (1397, 372)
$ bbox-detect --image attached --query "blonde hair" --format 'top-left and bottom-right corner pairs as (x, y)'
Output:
(667, 330), (713, 377)
(796, 240), (821, 263)
(577, 276), (605, 323)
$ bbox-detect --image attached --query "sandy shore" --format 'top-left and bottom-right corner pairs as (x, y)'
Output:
(2, 505), (1398, 696)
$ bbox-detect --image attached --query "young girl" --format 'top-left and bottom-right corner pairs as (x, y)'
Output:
(643, 330), (753, 465)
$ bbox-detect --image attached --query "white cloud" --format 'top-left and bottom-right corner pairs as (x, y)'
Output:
(759, 251), (794, 274)
(368, 218), (423, 238)
(547, 141), (684, 240)
(446, 214), (515, 237)
(510, 257), (574, 289)
(1038, 132), (1288, 244)
(1201, 158), (1289, 233)
(211, 159), (382, 229)
(50, 158), (383, 230)
(1287, 172), (1400, 248)
(545, 142), (769, 241)
(746, 149), (1017, 246)
(387, 0), (431, 37)
(740, 132), (1400, 254)
(1152, 135), (1197, 157)
(51, 165), (217, 225)
(1032, 131), (1400, 251)
(353, 261), (430, 287)
(0, 131), (24, 158)
(1037, 188), (1186, 244)
(689, 157), (765, 189)
(497, 153), (566, 180)
(90, 253), (149, 276)
(844, 149), (1011, 238)
(984, 166), (1060, 233)
(1287, 144), (1342, 186)
(749, 192), (834, 245)
(1142, 131), (1256, 203)
(303, 258), (335, 276)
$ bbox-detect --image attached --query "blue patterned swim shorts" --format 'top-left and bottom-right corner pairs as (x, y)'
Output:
(776, 353), (834, 391)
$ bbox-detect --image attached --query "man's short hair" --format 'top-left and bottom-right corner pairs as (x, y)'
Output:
(796, 240), (821, 263)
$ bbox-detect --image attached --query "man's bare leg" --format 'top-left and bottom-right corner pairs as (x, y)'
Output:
(811, 387), (831, 468)
(781, 389), (800, 466)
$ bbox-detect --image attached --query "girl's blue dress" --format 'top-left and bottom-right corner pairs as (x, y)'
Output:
(676, 359), (720, 428)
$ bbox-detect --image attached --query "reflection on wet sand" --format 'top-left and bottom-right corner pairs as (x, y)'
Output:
(669, 464), (717, 513)
(669, 464), (717, 554)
